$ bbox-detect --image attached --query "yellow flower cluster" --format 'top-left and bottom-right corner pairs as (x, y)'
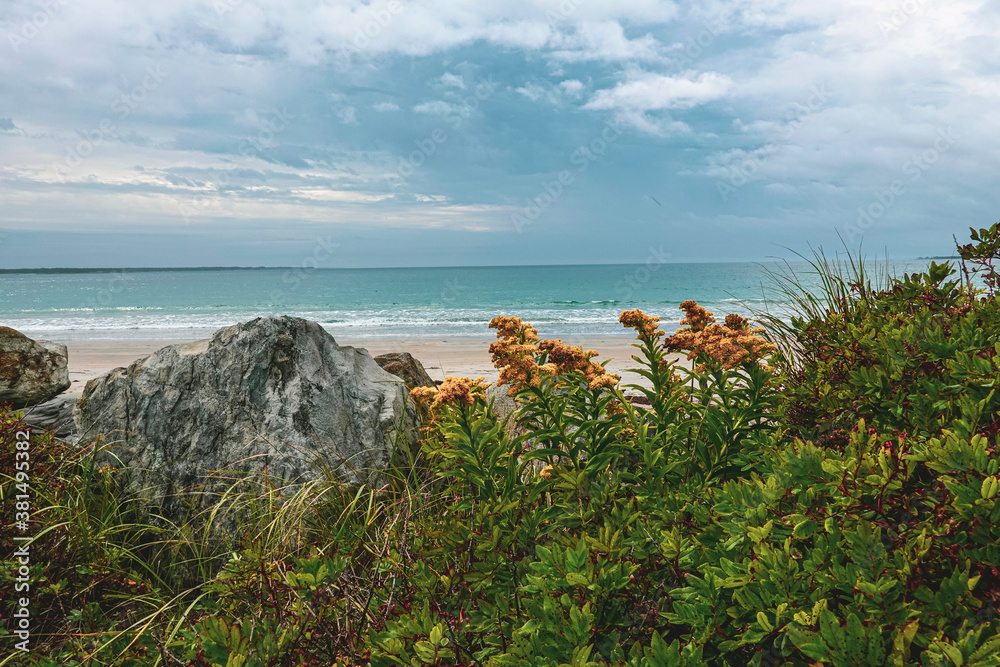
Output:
(489, 315), (544, 396)
(489, 316), (620, 395)
(409, 376), (490, 410)
(677, 300), (714, 332)
(664, 300), (775, 371)
(539, 339), (619, 390)
(619, 308), (664, 338)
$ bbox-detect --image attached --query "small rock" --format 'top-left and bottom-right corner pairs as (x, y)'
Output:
(486, 382), (521, 438)
(374, 352), (436, 389)
(0, 326), (70, 407)
(24, 394), (78, 440)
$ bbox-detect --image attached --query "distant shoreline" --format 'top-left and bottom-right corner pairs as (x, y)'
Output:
(0, 267), (289, 274)
(0, 257), (939, 274)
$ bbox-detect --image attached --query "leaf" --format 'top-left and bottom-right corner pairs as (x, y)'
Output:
(819, 609), (845, 652)
(793, 519), (819, 538)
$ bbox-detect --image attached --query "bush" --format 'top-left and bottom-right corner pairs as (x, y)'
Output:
(8, 224), (1000, 665)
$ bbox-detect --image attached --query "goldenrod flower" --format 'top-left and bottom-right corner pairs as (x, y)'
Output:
(410, 376), (490, 410)
(664, 300), (775, 371)
(490, 315), (545, 395)
(409, 385), (439, 405)
(588, 373), (620, 391)
(619, 308), (664, 338)
(489, 316), (618, 395)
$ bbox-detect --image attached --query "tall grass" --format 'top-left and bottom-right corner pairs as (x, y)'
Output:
(751, 243), (896, 364)
(0, 403), (443, 664)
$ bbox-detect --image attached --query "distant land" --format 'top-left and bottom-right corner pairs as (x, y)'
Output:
(917, 256), (960, 260)
(0, 267), (289, 274)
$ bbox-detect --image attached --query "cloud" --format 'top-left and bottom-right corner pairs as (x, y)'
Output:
(548, 21), (667, 63)
(439, 72), (465, 89)
(1, 0), (998, 266)
(413, 100), (456, 116)
(516, 78), (587, 105)
(558, 79), (584, 96)
(587, 70), (733, 112)
(584, 70), (733, 134)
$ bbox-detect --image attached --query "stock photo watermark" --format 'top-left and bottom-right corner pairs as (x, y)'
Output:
(352, 1), (404, 50)
(614, 246), (672, 302)
(79, 269), (135, 314)
(6, 0), (71, 53)
(544, 0), (587, 24)
(715, 84), (830, 202)
(178, 106), (297, 223)
(512, 119), (623, 233)
(843, 126), (955, 243)
(267, 236), (338, 305)
(50, 64), (166, 176)
(440, 277), (466, 304)
(393, 77), (498, 183)
(878, 0), (930, 39)
(10, 427), (33, 653)
(670, 8), (736, 72)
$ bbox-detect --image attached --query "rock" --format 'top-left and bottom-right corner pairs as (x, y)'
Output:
(374, 352), (436, 389)
(0, 327), (70, 407)
(74, 316), (418, 524)
(24, 394), (78, 440)
(486, 383), (521, 438)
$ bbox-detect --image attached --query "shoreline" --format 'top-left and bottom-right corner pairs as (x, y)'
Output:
(65, 336), (686, 394)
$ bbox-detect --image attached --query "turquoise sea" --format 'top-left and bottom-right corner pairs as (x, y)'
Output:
(0, 261), (937, 342)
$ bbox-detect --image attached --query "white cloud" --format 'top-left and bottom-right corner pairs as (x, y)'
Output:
(586, 70), (733, 112)
(584, 70), (732, 133)
(558, 79), (584, 96)
(516, 78), (587, 105)
(548, 21), (666, 63)
(439, 72), (465, 89)
(413, 100), (456, 116)
(373, 101), (400, 112)
(515, 83), (548, 102)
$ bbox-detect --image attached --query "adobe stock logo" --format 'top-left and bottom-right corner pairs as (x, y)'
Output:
(352, 1), (405, 50)
(844, 127), (956, 243)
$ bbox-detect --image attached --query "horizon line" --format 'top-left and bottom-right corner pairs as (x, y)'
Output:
(0, 257), (939, 274)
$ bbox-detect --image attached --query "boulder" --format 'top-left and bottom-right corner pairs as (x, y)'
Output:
(374, 352), (436, 389)
(74, 316), (418, 523)
(24, 394), (78, 440)
(486, 382), (521, 438)
(0, 327), (70, 407)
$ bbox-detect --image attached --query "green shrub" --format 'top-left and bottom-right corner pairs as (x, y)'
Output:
(10, 224), (1000, 665)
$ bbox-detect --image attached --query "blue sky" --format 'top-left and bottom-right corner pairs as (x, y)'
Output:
(0, 0), (997, 268)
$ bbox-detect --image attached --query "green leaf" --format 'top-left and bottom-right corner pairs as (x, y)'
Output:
(793, 519), (819, 538)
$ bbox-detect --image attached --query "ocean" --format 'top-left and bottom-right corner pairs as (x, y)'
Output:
(0, 260), (937, 342)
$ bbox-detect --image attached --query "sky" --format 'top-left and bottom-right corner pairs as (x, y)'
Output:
(0, 0), (997, 268)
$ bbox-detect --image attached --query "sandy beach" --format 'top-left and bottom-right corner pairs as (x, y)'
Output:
(65, 335), (687, 393)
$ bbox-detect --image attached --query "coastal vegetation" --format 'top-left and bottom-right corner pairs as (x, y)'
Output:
(3, 224), (1000, 665)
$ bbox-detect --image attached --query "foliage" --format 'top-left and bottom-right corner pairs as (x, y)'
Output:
(5, 223), (1000, 665)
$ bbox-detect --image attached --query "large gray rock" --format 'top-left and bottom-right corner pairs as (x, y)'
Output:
(374, 352), (436, 389)
(74, 316), (417, 522)
(0, 327), (70, 407)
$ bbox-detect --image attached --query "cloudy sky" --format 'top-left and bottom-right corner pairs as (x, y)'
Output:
(0, 0), (997, 268)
